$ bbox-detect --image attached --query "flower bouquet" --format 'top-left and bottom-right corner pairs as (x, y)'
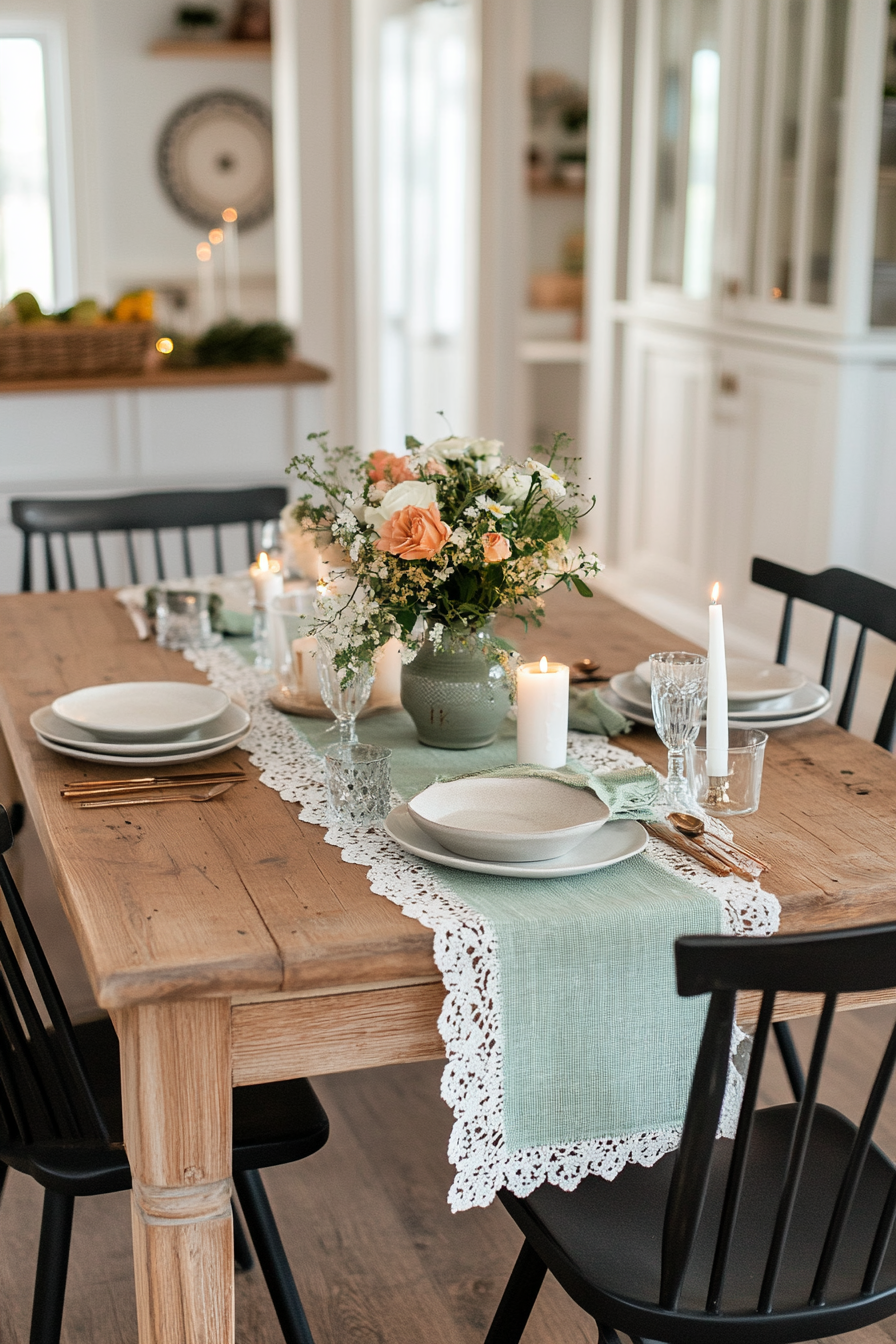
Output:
(287, 431), (603, 747)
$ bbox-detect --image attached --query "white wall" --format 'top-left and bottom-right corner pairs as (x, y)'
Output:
(94, 0), (275, 302)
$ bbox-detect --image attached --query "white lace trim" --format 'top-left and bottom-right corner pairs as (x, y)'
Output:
(186, 645), (781, 1212)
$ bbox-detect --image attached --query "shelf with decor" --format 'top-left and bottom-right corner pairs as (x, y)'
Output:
(149, 40), (271, 59)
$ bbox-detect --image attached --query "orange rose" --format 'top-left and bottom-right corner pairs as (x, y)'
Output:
(375, 503), (452, 560)
(482, 531), (511, 563)
(424, 458), (448, 476)
(367, 451), (418, 487)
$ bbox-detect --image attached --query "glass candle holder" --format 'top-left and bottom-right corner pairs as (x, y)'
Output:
(688, 727), (768, 816)
(155, 589), (219, 650)
(268, 589), (318, 703)
(325, 743), (393, 826)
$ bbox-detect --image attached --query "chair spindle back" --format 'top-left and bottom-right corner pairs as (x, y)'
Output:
(662, 924), (896, 1318)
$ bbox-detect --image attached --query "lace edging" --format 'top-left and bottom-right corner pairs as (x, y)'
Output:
(186, 645), (781, 1211)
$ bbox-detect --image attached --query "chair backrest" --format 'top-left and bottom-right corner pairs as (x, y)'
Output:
(662, 923), (896, 1320)
(751, 557), (896, 750)
(11, 486), (288, 592)
(0, 804), (107, 1148)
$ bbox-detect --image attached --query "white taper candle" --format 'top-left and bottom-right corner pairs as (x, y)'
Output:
(706, 582), (729, 777)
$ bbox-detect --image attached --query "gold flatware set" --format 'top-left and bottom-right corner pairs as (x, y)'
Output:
(62, 770), (246, 809)
(646, 811), (769, 879)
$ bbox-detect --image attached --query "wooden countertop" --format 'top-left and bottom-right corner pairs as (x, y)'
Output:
(0, 357), (330, 395)
(0, 586), (895, 1012)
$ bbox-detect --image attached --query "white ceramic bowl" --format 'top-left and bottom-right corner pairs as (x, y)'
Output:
(51, 681), (230, 742)
(407, 776), (610, 863)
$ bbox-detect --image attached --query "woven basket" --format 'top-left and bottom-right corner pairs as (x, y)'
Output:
(0, 323), (155, 380)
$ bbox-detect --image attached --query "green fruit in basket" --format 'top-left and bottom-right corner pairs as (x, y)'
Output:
(57, 298), (101, 325)
(9, 291), (43, 323)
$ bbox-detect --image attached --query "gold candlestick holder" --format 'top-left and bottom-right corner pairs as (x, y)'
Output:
(705, 774), (731, 808)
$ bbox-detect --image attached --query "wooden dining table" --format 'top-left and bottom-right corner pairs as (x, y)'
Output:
(1, 584), (895, 1344)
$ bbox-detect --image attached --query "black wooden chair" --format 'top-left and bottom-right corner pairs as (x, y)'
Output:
(751, 558), (896, 752)
(485, 921), (896, 1344)
(0, 803), (327, 1344)
(10, 486), (287, 591)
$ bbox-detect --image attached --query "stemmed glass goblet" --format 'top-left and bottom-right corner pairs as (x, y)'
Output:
(649, 651), (708, 812)
(315, 634), (375, 744)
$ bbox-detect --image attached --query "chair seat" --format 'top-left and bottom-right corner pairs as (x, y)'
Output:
(505, 1105), (896, 1344)
(0, 1017), (329, 1195)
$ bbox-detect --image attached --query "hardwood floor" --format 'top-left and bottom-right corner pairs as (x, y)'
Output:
(2, 1006), (896, 1343)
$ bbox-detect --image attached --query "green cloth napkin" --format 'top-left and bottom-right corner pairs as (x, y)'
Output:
(569, 685), (633, 736)
(436, 763), (660, 822)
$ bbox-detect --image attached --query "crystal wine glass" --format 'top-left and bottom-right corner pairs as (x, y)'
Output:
(649, 651), (708, 812)
(315, 634), (375, 744)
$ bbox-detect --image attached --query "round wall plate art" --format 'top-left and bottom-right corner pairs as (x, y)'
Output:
(157, 90), (274, 231)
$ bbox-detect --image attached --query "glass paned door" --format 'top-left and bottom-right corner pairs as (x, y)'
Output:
(355, 0), (478, 455)
(741, 0), (847, 311)
(650, 0), (721, 299)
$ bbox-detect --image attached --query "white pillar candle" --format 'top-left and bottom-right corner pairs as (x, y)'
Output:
(222, 207), (241, 316)
(706, 582), (729, 777)
(373, 637), (403, 703)
(250, 552), (284, 605)
(196, 241), (215, 329)
(291, 636), (322, 700)
(516, 657), (569, 768)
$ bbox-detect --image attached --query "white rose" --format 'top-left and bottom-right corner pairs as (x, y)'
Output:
(495, 468), (532, 505)
(366, 479), (438, 533)
(425, 436), (473, 462)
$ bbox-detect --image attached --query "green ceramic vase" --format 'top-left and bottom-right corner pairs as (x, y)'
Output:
(400, 629), (511, 749)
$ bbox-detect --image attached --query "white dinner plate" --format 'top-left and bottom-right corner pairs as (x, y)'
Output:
(634, 657), (806, 704)
(385, 804), (646, 878)
(601, 684), (831, 732)
(52, 681), (230, 741)
(35, 729), (250, 767)
(611, 672), (830, 721)
(31, 703), (251, 756)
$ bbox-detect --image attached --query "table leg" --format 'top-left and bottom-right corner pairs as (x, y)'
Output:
(118, 999), (234, 1344)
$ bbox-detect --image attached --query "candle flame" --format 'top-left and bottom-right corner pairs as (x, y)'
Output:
(222, 207), (238, 223)
(539, 656), (548, 673)
(196, 242), (211, 261)
(257, 551), (270, 572)
(155, 336), (174, 355)
(711, 582), (721, 604)
(208, 227), (224, 245)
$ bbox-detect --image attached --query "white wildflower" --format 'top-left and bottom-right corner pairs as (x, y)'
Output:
(334, 508), (358, 535)
(475, 494), (512, 518)
(450, 527), (469, 548)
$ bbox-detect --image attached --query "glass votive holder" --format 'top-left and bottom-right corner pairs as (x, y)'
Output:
(267, 589), (318, 700)
(688, 727), (768, 816)
(325, 743), (392, 827)
(155, 589), (219, 650)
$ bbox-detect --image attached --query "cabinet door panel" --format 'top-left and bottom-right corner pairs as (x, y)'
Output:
(619, 324), (713, 598)
(135, 388), (289, 477)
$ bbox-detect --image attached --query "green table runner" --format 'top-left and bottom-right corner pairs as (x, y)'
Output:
(227, 640), (722, 1152)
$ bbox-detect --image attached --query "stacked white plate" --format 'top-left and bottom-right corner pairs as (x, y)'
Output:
(31, 682), (251, 766)
(386, 776), (647, 877)
(603, 657), (831, 731)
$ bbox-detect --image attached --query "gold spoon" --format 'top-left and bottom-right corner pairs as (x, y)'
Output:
(79, 782), (236, 810)
(666, 812), (768, 873)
